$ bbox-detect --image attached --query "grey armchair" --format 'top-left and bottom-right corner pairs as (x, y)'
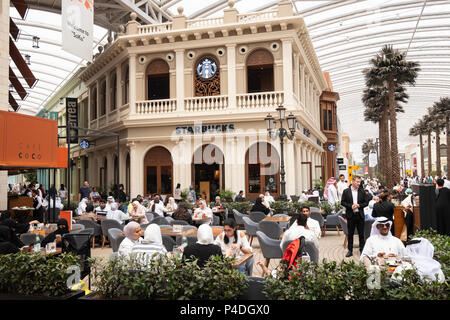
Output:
(364, 219), (375, 241)
(108, 228), (125, 252)
(258, 220), (282, 240)
(338, 216), (349, 248)
(145, 212), (154, 224)
(249, 211), (266, 223)
(242, 216), (258, 246)
(70, 223), (85, 233)
(162, 235), (176, 252)
(281, 239), (319, 263)
(152, 217), (170, 226)
(101, 219), (124, 248)
(77, 219), (102, 248)
(272, 213), (290, 231)
(324, 212), (341, 235)
(256, 231), (283, 277)
(20, 233), (43, 246)
(233, 209), (246, 228)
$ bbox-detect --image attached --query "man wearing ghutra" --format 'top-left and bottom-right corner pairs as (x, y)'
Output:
(360, 217), (406, 267)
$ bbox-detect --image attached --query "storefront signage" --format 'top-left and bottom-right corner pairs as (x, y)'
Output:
(175, 124), (235, 135)
(66, 98), (78, 144)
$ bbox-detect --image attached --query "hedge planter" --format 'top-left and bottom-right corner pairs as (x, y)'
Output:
(0, 290), (85, 300)
(0, 251), (81, 299)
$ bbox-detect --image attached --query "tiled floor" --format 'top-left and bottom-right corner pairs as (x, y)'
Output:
(90, 229), (363, 277)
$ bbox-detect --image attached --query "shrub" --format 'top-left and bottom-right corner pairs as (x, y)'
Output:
(216, 189), (235, 202)
(270, 200), (295, 215)
(0, 251), (79, 297)
(222, 201), (253, 215)
(91, 254), (248, 300)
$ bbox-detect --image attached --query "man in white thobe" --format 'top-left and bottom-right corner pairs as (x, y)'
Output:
(361, 217), (406, 267)
(336, 174), (348, 201)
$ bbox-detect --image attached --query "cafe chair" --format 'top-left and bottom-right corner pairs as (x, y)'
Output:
(281, 239), (319, 263)
(290, 195), (299, 203)
(171, 220), (189, 226)
(165, 216), (175, 225)
(324, 211), (342, 235)
(101, 219), (124, 249)
(152, 216), (170, 226)
(151, 212), (160, 219)
(232, 209), (246, 229)
(108, 228), (125, 252)
(364, 220), (375, 241)
(70, 223), (85, 234)
(62, 232), (92, 289)
(309, 197), (320, 204)
(256, 231), (283, 277)
(257, 220), (282, 240)
(242, 216), (258, 246)
(20, 233), (43, 246)
(162, 235), (176, 252)
(310, 211), (325, 236)
(77, 220), (102, 248)
(338, 216), (349, 248)
(272, 213), (290, 231)
(212, 215), (220, 226)
(310, 207), (321, 213)
(249, 211), (266, 223)
(145, 212), (154, 224)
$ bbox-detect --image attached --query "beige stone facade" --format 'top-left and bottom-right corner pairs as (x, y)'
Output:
(74, 1), (327, 200)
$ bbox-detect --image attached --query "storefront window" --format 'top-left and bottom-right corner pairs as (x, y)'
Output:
(248, 164), (260, 194)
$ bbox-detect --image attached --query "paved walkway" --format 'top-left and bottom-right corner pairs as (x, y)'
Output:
(90, 230), (364, 277)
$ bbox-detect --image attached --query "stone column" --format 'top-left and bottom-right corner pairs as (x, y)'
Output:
(129, 53), (137, 115)
(175, 49), (185, 111)
(226, 44), (237, 109)
(294, 53), (300, 105)
(105, 72), (111, 121)
(282, 39), (294, 108)
(285, 139), (296, 197)
(128, 142), (140, 198)
(96, 80), (100, 126)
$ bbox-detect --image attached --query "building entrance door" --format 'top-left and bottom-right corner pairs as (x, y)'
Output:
(144, 147), (173, 196)
(192, 144), (224, 202)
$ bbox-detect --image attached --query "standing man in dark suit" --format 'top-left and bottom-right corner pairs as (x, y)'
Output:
(341, 176), (368, 257)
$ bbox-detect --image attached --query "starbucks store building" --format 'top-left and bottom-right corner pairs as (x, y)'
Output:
(75, 2), (327, 202)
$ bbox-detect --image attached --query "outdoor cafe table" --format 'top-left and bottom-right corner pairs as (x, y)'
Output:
(29, 226), (81, 237)
(262, 216), (291, 223)
(231, 253), (253, 269)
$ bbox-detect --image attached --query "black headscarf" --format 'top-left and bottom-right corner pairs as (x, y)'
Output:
(41, 219), (69, 247)
(251, 198), (270, 215)
(0, 220), (24, 250)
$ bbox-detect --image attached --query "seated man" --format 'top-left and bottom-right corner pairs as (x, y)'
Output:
(94, 199), (108, 214)
(364, 198), (378, 221)
(106, 203), (130, 224)
(289, 206), (321, 239)
(234, 190), (245, 202)
(280, 213), (319, 251)
(360, 217), (406, 267)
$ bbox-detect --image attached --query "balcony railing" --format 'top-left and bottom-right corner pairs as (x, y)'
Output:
(136, 99), (177, 114)
(138, 22), (172, 34)
(237, 91), (284, 109)
(237, 10), (278, 23)
(186, 17), (224, 29)
(184, 95), (228, 112)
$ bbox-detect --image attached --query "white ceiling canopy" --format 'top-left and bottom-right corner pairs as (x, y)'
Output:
(10, 0), (450, 161)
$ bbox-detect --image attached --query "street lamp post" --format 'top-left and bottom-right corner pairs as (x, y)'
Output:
(265, 106), (297, 201)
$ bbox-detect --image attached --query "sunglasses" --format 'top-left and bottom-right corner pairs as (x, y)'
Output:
(377, 223), (390, 228)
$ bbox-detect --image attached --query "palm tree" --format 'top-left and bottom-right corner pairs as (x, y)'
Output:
(429, 105), (446, 178)
(363, 45), (420, 186)
(409, 119), (427, 178)
(423, 114), (433, 176)
(361, 84), (408, 187)
(362, 138), (376, 178)
(434, 97), (450, 176)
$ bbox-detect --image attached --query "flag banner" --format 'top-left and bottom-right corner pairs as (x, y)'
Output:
(61, 0), (94, 62)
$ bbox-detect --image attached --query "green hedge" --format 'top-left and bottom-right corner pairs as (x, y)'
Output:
(264, 229), (450, 300)
(91, 255), (248, 300)
(0, 252), (79, 297)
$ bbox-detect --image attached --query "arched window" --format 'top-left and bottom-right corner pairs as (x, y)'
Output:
(111, 72), (117, 110)
(245, 142), (279, 198)
(100, 80), (106, 116)
(146, 59), (170, 100)
(246, 49), (274, 93)
(123, 65), (129, 105)
(144, 147), (173, 196)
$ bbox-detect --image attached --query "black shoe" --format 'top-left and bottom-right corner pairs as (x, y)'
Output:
(345, 251), (353, 257)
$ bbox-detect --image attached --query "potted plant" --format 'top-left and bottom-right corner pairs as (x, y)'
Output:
(0, 251), (84, 300)
(216, 189), (235, 202)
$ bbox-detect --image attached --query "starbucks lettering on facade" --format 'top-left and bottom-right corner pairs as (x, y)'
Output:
(175, 124), (235, 135)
